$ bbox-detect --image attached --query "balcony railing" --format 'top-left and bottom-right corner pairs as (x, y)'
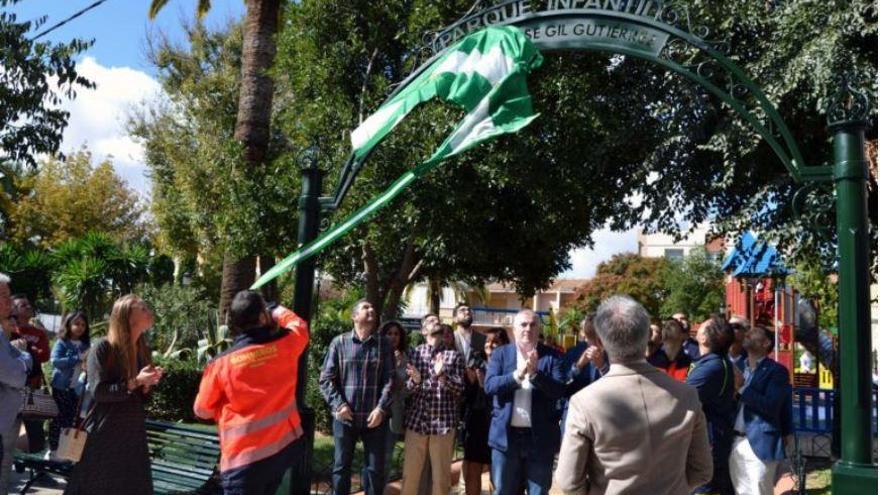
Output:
(471, 307), (550, 327)
(400, 306), (551, 327)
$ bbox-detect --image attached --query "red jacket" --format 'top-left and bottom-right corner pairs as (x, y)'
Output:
(193, 307), (309, 473)
(15, 323), (50, 388)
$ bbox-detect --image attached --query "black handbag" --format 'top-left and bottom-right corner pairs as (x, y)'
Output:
(21, 388), (60, 420)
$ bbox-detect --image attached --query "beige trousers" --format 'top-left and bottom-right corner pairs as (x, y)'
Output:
(401, 429), (456, 495)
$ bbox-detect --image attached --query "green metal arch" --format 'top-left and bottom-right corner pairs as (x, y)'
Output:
(328, 5), (823, 211)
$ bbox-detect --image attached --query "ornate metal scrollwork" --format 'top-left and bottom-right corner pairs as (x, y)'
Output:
(371, 0), (807, 185)
(827, 74), (871, 126)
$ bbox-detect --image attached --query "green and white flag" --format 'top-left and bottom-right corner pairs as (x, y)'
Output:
(252, 26), (543, 290)
(351, 25), (543, 164)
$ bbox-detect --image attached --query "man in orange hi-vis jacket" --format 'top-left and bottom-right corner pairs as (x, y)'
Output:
(194, 290), (309, 495)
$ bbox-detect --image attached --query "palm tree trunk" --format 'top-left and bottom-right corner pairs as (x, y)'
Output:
(218, 0), (282, 319)
(234, 0), (281, 162)
(219, 254), (256, 322)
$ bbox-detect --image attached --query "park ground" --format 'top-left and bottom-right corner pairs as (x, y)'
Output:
(11, 432), (834, 495)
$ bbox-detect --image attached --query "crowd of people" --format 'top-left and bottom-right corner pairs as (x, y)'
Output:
(0, 270), (794, 495)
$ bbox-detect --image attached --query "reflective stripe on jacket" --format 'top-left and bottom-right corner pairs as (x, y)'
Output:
(193, 307), (309, 472)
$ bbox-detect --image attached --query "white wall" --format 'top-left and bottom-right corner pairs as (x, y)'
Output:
(637, 224), (710, 259)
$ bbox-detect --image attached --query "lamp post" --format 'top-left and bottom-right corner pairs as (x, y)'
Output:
(827, 79), (877, 494)
(288, 143), (323, 495)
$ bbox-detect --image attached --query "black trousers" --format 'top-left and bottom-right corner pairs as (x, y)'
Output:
(23, 418), (46, 453)
(220, 436), (305, 495)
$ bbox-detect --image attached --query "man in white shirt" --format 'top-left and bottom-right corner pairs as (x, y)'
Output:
(484, 310), (566, 495)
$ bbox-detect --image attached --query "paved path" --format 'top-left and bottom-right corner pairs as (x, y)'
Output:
(9, 469), (64, 495)
(11, 456), (800, 495)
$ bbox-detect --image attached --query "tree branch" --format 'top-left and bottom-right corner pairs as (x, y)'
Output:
(358, 47), (380, 124)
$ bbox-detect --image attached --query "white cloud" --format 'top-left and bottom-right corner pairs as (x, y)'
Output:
(560, 226), (639, 279)
(57, 57), (161, 195)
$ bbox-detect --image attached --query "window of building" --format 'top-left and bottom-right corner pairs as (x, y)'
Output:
(664, 248), (685, 260)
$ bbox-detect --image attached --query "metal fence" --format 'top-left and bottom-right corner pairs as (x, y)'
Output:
(783, 387), (878, 494)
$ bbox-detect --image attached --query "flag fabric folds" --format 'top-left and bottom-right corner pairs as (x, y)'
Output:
(252, 26), (543, 290)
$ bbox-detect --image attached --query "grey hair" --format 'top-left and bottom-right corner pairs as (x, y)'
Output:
(351, 298), (370, 317)
(514, 308), (543, 328)
(594, 295), (650, 362)
(0, 273), (9, 285)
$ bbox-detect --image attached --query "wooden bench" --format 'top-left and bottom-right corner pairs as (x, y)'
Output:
(13, 420), (221, 494)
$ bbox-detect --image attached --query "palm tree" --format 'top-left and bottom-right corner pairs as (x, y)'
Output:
(148, 0), (283, 319)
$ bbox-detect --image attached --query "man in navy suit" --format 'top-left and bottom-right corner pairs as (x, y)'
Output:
(686, 315), (736, 495)
(729, 325), (793, 495)
(484, 309), (566, 495)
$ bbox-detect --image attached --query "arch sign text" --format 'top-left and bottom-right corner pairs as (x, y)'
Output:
(432, 0), (672, 56)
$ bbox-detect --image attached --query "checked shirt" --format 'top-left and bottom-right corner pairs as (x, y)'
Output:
(405, 343), (465, 435)
(319, 330), (395, 427)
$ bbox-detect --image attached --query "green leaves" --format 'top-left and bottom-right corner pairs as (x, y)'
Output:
(0, 242), (53, 303)
(133, 22), (297, 265)
(0, 7), (93, 167)
(8, 151), (148, 248)
(660, 249), (726, 322)
(52, 256), (110, 316)
(569, 249), (726, 322)
(571, 254), (671, 319)
(0, 232), (166, 318)
(147, 0), (171, 20)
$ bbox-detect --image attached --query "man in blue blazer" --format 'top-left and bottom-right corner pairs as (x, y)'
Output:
(729, 325), (793, 495)
(484, 309), (566, 495)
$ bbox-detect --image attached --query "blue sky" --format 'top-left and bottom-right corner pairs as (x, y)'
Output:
(10, 0), (244, 72)
(6, 0), (638, 278)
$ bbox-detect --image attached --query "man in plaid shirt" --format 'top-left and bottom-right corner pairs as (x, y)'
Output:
(401, 314), (465, 495)
(320, 300), (395, 495)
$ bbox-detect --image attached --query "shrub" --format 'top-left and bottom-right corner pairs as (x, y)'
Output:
(146, 357), (205, 423)
(139, 282), (217, 359)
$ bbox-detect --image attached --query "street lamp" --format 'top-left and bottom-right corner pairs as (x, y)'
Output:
(287, 142), (324, 495)
(827, 76), (877, 494)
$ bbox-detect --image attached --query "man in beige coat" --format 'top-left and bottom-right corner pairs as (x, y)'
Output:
(555, 295), (713, 495)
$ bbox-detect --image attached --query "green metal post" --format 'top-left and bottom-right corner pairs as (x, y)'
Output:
(285, 156), (323, 495)
(829, 111), (878, 492)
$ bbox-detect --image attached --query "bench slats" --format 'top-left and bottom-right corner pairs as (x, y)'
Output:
(15, 419), (220, 495)
(152, 460), (215, 478)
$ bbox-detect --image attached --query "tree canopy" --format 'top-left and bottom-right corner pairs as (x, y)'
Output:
(0, 1), (93, 167)
(130, 22), (300, 297)
(8, 151), (147, 248)
(274, 0), (875, 314)
(134, 0), (876, 314)
(660, 249), (726, 321)
(569, 254), (670, 318)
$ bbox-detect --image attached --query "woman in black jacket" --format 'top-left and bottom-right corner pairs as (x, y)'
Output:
(64, 295), (163, 495)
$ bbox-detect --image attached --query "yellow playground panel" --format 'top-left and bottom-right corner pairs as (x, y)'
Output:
(819, 363), (834, 389)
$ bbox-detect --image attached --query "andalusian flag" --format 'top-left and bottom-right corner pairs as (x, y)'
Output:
(252, 26), (543, 289)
